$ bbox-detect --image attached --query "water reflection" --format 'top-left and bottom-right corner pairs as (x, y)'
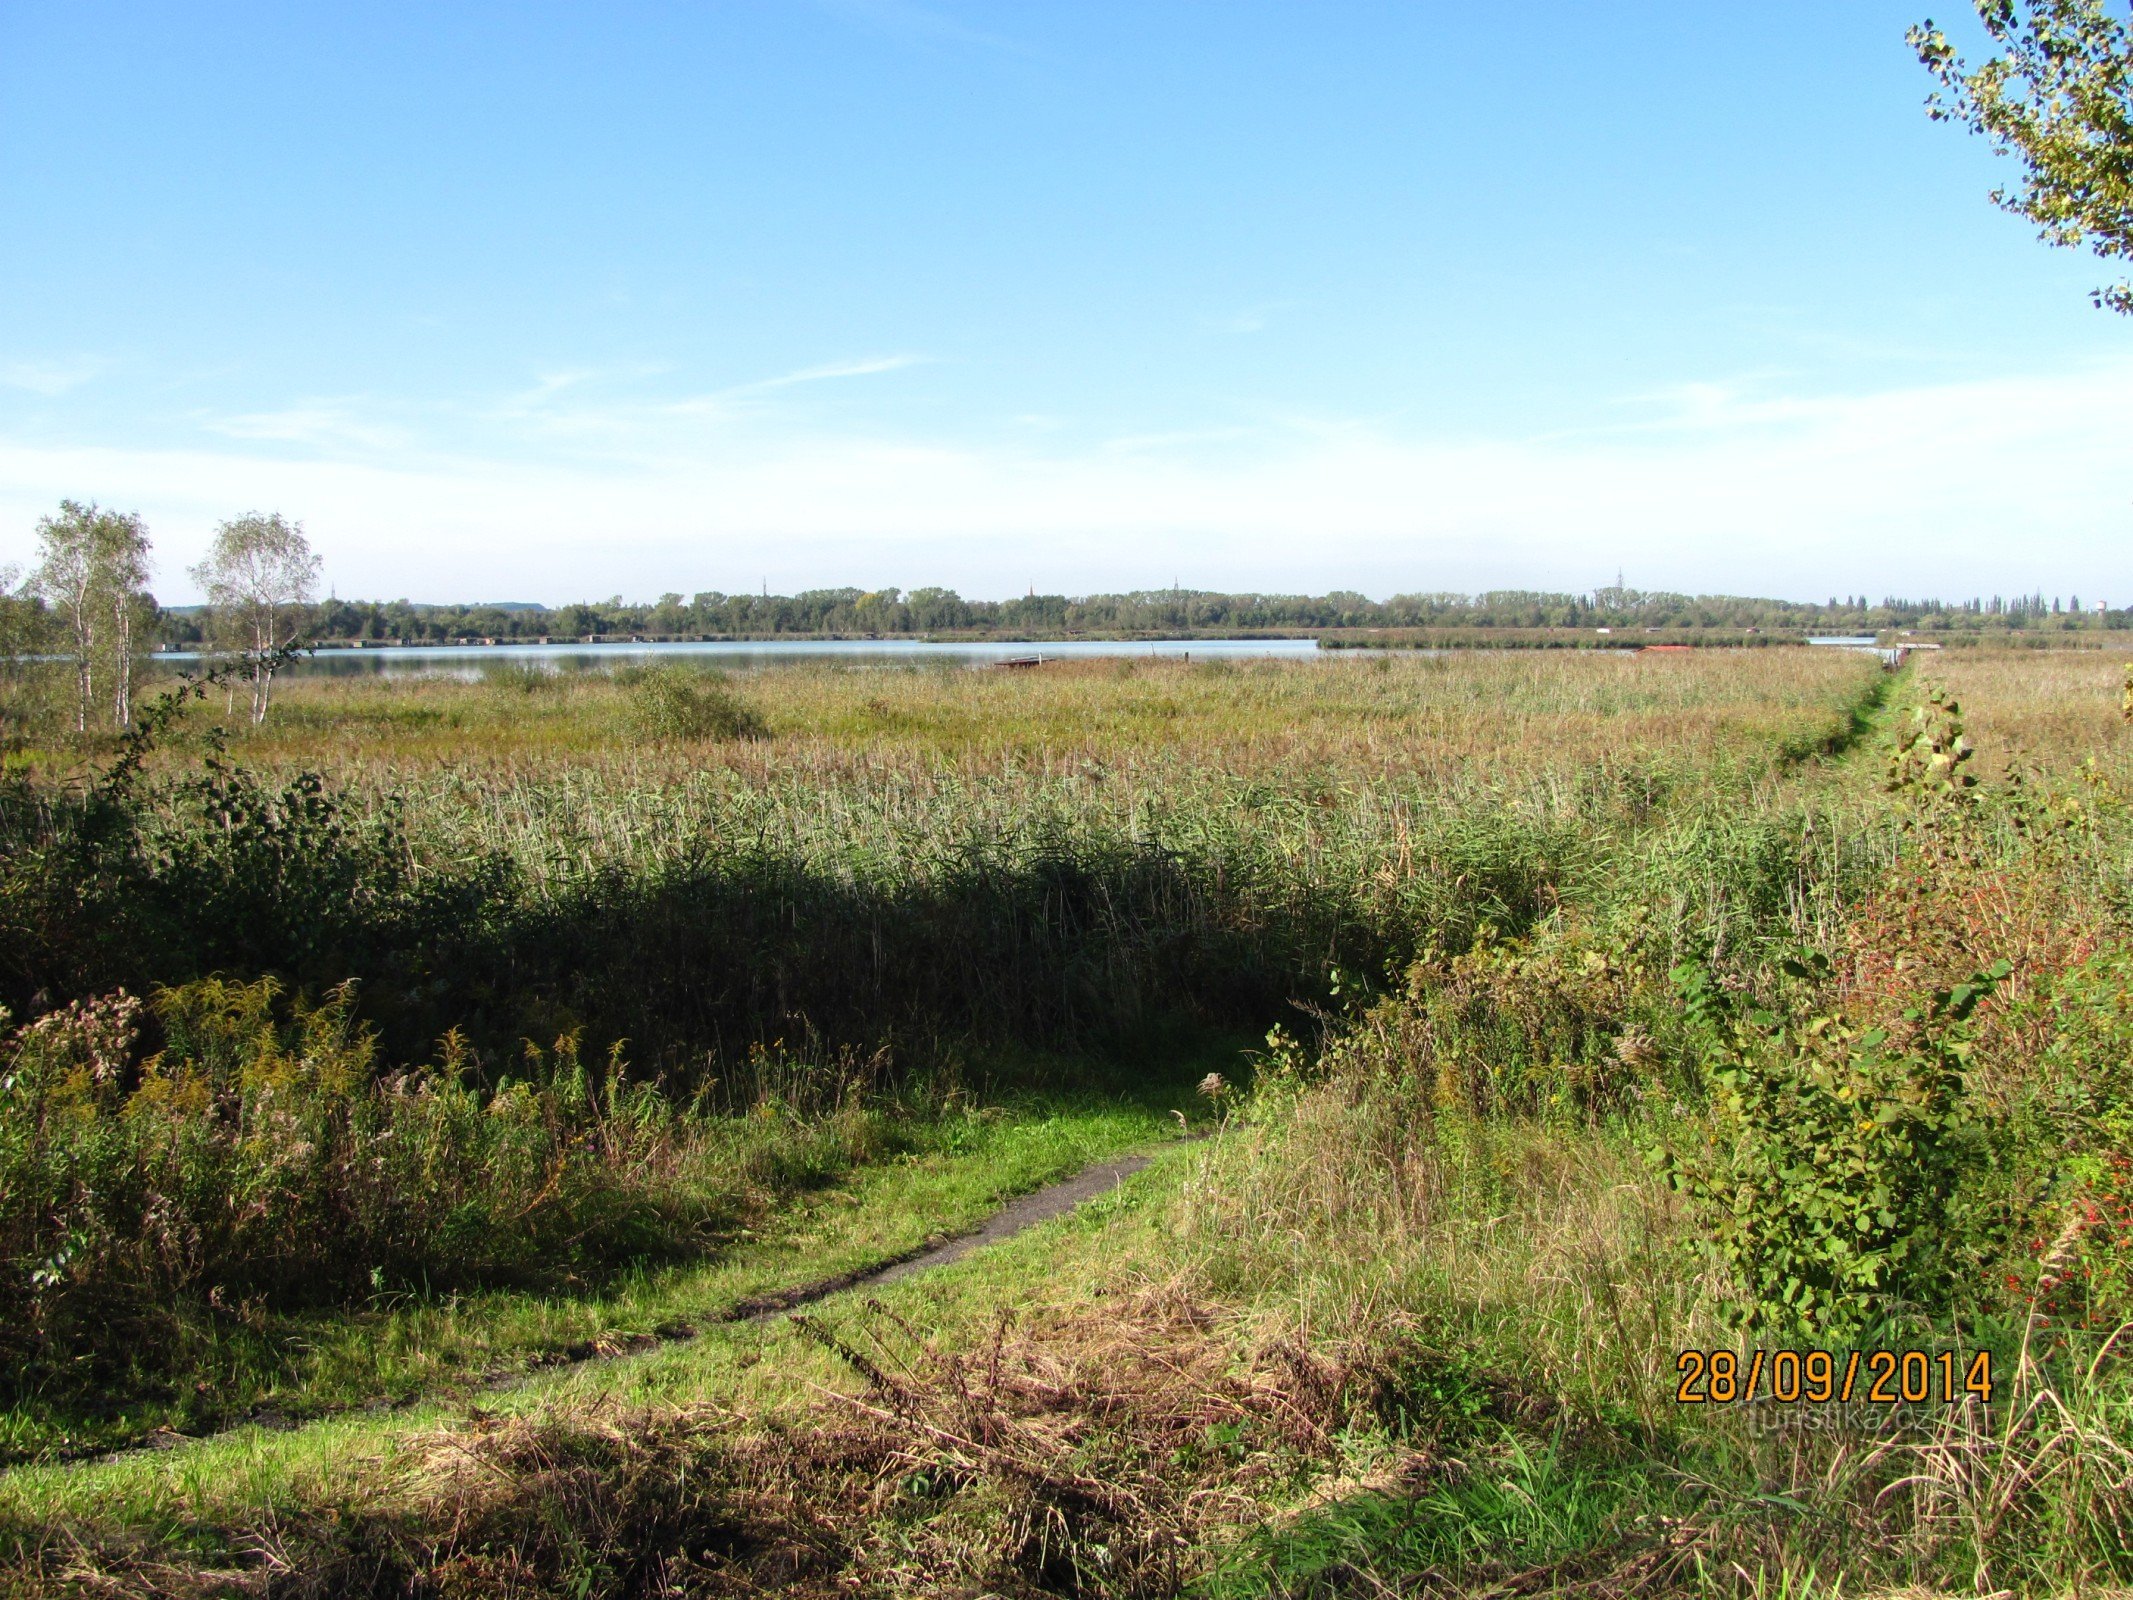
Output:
(153, 636), (1328, 679)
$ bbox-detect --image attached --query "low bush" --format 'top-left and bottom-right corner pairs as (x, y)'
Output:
(621, 665), (766, 742)
(481, 660), (567, 695)
(1664, 959), (2008, 1334)
(0, 976), (904, 1407)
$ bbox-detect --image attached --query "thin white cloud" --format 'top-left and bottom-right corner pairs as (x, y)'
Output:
(463, 355), (932, 443)
(187, 358), (929, 461)
(503, 363), (673, 413)
(3, 359), (2130, 604)
(656, 354), (928, 417)
(1200, 304), (1278, 336)
(204, 402), (417, 454)
(747, 354), (927, 391)
(513, 369), (601, 407)
(1101, 425), (1258, 455)
(1, 356), (106, 396)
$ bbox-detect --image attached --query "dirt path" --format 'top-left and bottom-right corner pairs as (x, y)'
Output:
(53, 1146), (1177, 1468)
(724, 1151), (1160, 1320)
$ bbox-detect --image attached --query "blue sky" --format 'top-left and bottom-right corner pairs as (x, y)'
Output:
(3, 0), (2130, 604)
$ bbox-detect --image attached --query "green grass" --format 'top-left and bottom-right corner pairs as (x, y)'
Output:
(26, 647), (2125, 1597)
(1196, 1435), (1669, 1599)
(0, 1049), (1212, 1467)
(0, 1115), (1212, 1549)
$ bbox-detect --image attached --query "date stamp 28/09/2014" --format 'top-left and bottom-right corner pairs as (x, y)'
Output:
(1674, 1348), (1994, 1408)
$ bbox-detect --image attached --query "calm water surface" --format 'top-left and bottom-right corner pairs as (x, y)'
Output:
(157, 637), (1328, 679)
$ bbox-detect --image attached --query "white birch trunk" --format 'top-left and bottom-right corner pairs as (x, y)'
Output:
(70, 590), (95, 734)
(111, 589), (133, 729)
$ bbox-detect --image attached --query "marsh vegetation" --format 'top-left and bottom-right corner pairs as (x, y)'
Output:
(1, 648), (2127, 1596)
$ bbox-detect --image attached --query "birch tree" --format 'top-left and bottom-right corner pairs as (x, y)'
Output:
(31, 501), (153, 732)
(106, 533), (151, 730)
(189, 513), (321, 724)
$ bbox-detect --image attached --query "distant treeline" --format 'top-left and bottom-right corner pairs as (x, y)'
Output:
(1319, 627), (1792, 651)
(146, 584), (2133, 646)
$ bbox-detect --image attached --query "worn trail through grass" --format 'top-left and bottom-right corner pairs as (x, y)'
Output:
(42, 1134), (1183, 1473)
(730, 1147), (1170, 1319)
(0, 1127), (1218, 1547)
(0, 1089), (1202, 1471)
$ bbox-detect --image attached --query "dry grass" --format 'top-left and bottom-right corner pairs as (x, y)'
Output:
(1177, 1104), (1713, 1436)
(1921, 649), (2133, 781)
(172, 651), (1886, 925)
(3, 1284), (1388, 1598)
(190, 649), (1878, 784)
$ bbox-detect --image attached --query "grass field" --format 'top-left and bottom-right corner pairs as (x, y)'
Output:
(204, 649), (1872, 767)
(2, 646), (2127, 1597)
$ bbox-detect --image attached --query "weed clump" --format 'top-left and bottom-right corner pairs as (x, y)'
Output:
(0, 977), (914, 1427)
(620, 665), (767, 743)
(1666, 959), (2008, 1334)
(482, 660), (566, 695)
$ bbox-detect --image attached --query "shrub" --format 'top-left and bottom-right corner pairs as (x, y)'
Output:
(1664, 960), (2007, 1334)
(622, 666), (766, 742)
(1310, 922), (1659, 1125)
(482, 660), (564, 694)
(0, 978), (721, 1401)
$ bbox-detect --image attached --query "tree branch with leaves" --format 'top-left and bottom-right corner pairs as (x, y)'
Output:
(1913, 1), (2133, 311)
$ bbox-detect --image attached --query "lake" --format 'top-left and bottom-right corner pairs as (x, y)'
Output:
(155, 636), (1330, 678)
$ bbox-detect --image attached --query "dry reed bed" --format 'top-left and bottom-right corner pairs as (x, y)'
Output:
(186, 652), (1886, 903)
(1923, 649), (2133, 780)
(210, 649), (1878, 777)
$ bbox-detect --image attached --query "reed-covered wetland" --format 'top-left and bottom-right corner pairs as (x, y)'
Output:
(3, 646), (2130, 1597)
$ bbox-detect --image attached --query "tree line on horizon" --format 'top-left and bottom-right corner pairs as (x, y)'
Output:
(162, 583), (2133, 647)
(8, 497), (2130, 739)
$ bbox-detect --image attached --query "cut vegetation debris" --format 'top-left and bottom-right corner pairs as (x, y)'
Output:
(2, 648), (2129, 1596)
